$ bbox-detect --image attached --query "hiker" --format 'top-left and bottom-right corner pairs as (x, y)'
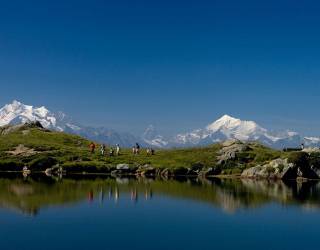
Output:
(135, 143), (140, 154)
(89, 142), (96, 153)
(147, 147), (155, 156)
(132, 146), (136, 155)
(100, 144), (106, 155)
(147, 148), (151, 155)
(109, 147), (114, 156)
(116, 144), (121, 156)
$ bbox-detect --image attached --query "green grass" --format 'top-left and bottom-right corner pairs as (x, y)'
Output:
(0, 126), (291, 173)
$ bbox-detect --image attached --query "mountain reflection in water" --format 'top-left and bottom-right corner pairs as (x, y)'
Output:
(0, 173), (319, 216)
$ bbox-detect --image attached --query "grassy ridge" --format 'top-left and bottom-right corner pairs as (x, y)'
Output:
(0, 125), (287, 172)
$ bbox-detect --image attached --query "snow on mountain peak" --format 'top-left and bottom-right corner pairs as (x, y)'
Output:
(1, 101), (320, 149)
(205, 114), (266, 137)
(206, 115), (241, 131)
(0, 100), (59, 128)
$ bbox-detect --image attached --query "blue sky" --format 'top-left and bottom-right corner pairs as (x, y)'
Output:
(0, 0), (320, 136)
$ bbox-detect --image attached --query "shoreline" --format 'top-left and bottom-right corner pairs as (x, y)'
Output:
(1, 170), (319, 182)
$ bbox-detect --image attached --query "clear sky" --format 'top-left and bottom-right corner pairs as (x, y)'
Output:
(1, 0), (320, 136)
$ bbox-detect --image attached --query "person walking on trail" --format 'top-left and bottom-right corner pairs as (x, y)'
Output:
(109, 147), (114, 156)
(116, 144), (121, 156)
(135, 143), (140, 154)
(89, 142), (96, 154)
(132, 146), (136, 155)
(100, 144), (106, 155)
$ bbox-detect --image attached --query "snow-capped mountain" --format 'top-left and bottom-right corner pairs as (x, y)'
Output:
(0, 100), (141, 147)
(170, 115), (307, 149)
(1, 101), (320, 149)
(0, 100), (67, 130)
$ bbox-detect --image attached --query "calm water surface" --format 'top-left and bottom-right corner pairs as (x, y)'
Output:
(0, 174), (319, 250)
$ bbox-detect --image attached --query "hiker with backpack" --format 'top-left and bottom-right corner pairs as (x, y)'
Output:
(116, 144), (121, 156)
(135, 143), (140, 154)
(100, 144), (106, 155)
(89, 142), (96, 154)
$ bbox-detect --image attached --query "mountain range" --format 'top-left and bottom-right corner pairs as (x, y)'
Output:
(0, 100), (319, 149)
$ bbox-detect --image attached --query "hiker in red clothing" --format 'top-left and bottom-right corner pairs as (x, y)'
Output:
(89, 142), (96, 153)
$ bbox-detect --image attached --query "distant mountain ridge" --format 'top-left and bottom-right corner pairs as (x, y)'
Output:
(145, 115), (320, 149)
(0, 100), (142, 147)
(0, 100), (319, 149)
(168, 115), (305, 149)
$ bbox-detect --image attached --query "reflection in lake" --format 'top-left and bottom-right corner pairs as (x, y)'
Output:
(0, 173), (320, 216)
(1, 174), (320, 250)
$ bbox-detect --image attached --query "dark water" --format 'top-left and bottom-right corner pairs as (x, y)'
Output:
(0, 174), (320, 250)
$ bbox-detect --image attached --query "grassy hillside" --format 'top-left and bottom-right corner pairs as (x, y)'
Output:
(0, 124), (288, 174)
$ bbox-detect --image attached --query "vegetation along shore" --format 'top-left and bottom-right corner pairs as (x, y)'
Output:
(0, 122), (320, 180)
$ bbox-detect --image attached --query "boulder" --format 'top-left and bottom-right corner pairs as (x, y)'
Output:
(241, 158), (320, 180)
(160, 168), (170, 177)
(311, 166), (320, 178)
(116, 164), (130, 170)
(172, 167), (189, 176)
(111, 164), (134, 176)
(242, 158), (294, 179)
(217, 140), (249, 165)
(136, 165), (156, 177)
(159, 167), (189, 177)
(199, 167), (222, 177)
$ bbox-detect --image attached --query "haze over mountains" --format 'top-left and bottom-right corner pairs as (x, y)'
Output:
(1, 100), (319, 149)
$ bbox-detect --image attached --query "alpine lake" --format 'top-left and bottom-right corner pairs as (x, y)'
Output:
(0, 173), (319, 250)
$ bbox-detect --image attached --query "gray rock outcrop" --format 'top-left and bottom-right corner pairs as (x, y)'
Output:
(242, 158), (320, 180)
(217, 139), (249, 164)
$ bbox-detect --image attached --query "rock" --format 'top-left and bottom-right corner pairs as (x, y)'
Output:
(172, 167), (189, 176)
(111, 169), (132, 176)
(199, 167), (222, 177)
(113, 164), (135, 176)
(6, 144), (37, 157)
(217, 140), (249, 165)
(186, 168), (198, 176)
(116, 164), (130, 170)
(242, 158), (295, 179)
(303, 147), (320, 154)
(190, 163), (204, 173)
(221, 139), (242, 147)
(311, 166), (320, 178)
(0, 122), (48, 135)
(241, 157), (320, 180)
(160, 168), (170, 177)
(136, 165), (156, 177)
(159, 167), (189, 177)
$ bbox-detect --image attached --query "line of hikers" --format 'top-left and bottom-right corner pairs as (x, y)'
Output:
(88, 142), (155, 156)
